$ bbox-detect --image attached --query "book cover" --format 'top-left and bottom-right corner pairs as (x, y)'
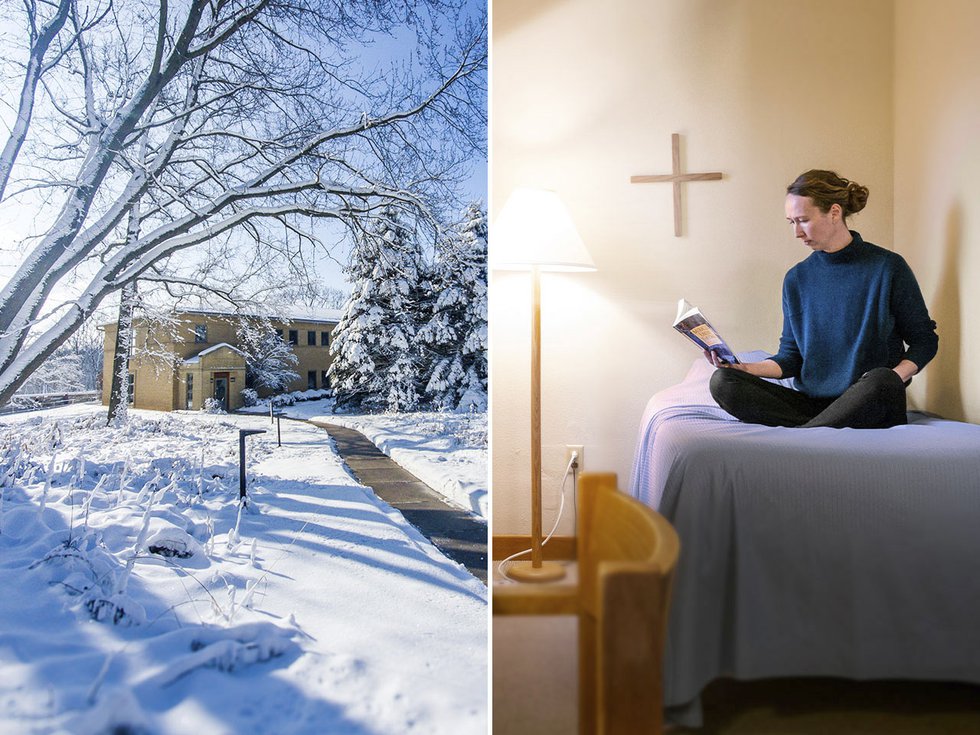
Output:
(673, 299), (740, 365)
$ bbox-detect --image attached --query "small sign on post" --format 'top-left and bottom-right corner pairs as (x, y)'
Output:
(239, 428), (267, 503)
(273, 412), (283, 447)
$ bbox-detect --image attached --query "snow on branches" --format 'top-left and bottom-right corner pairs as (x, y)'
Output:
(330, 207), (425, 413)
(419, 203), (488, 412)
(330, 203), (487, 413)
(0, 0), (487, 406)
(235, 317), (300, 394)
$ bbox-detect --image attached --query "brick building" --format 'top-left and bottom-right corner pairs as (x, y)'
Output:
(100, 309), (340, 412)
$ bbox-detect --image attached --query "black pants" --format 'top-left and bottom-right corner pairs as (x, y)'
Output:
(709, 367), (908, 429)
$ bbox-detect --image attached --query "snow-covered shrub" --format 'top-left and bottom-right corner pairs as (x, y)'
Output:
(456, 411), (488, 448)
(29, 536), (148, 628)
(454, 371), (488, 414)
(86, 594), (146, 626)
(264, 389), (332, 408)
(202, 398), (225, 414)
(291, 389), (331, 403)
(241, 388), (259, 407)
(145, 522), (207, 560)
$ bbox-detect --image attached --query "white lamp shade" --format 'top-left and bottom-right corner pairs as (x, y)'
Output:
(491, 187), (595, 272)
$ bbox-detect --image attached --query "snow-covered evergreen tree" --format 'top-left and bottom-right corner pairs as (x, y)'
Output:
(330, 209), (426, 412)
(418, 203), (487, 411)
(235, 317), (299, 394)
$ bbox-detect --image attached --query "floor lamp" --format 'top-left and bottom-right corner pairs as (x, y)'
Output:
(493, 188), (595, 582)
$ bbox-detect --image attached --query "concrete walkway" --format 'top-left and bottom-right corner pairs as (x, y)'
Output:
(311, 421), (488, 585)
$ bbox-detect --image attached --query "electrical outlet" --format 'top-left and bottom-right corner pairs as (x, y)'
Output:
(565, 444), (584, 471)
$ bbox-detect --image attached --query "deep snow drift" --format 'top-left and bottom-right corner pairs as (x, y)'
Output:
(0, 405), (487, 734)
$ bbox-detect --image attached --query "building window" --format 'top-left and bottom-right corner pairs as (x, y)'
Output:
(127, 374), (136, 404)
(307, 371), (316, 390)
(288, 329), (298, 345)
(275, 328), (283, 340)
(320, 331), (330, 347)
(194, 324), (207, 343)
(186, 374), (194, 409)
(321, 371), (330, 389)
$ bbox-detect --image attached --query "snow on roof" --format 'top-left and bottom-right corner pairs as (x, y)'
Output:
(183, 342), (247, 364)
(99, 305), (344, 329)
(178, 306), (343, 324)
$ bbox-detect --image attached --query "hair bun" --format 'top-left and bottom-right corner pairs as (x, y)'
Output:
(786, 169), (870, 220)
(846, 181), (870, 214)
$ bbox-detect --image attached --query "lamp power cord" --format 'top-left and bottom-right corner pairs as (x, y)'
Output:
(497, 451), (579, 582)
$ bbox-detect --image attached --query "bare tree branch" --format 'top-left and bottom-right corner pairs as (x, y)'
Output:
(0, 0), (487, 405)
(0, 0), (72, 200)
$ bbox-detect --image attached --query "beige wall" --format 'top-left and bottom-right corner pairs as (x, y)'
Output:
(187, 348), (248, 411)
(132, 360), (178, 412)
(287, 324), (335, 392)
(101, 314), (337, 411)
(173, 316), (335, 394)
(894, 0), (980, 422)
(491, 0), (897, 534)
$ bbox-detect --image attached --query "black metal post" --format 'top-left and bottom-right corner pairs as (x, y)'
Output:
(238, 428), (267, 502)
(275, 413), (282, 447)
(269, 400), (274, 424)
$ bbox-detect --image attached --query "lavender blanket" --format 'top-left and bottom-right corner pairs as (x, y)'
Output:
(629, 354), (980, 726)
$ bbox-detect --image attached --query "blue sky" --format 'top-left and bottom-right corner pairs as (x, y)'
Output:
(0, 0), (488, 307)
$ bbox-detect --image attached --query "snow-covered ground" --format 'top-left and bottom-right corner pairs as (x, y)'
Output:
(245, 399), (488, 519)
(0, 405), (487, 734)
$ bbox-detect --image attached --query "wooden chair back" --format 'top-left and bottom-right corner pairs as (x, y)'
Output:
(577, 472), (680, 735)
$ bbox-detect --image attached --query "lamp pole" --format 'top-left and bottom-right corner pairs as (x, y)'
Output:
(509, 267), (565, 583)
(492, 188), (594, 584)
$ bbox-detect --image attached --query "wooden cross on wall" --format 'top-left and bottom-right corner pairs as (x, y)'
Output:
(631, 133), (724, 237)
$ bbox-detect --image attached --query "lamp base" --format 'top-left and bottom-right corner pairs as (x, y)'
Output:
(507, 559), (567, 583)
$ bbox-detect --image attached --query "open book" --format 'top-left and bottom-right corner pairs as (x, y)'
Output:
(673, 299), (740, 365)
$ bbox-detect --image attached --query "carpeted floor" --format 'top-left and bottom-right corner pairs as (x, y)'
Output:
(682, 677), (980, 735)
(493, 616), (980, 734)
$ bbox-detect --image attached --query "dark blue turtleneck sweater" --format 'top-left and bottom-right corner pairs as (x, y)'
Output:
(770, 231), (938, 398)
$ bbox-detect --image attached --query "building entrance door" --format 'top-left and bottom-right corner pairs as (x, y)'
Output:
(213, 372), (230, 412)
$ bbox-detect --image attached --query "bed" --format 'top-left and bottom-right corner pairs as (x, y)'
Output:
(628, 351), (980, 726)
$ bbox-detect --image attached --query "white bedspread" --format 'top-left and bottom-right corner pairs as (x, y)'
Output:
(629, 354), (980, 726)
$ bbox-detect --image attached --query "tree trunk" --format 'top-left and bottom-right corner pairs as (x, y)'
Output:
(106, 282), (137, 426)
(107, 203), (143, 426)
